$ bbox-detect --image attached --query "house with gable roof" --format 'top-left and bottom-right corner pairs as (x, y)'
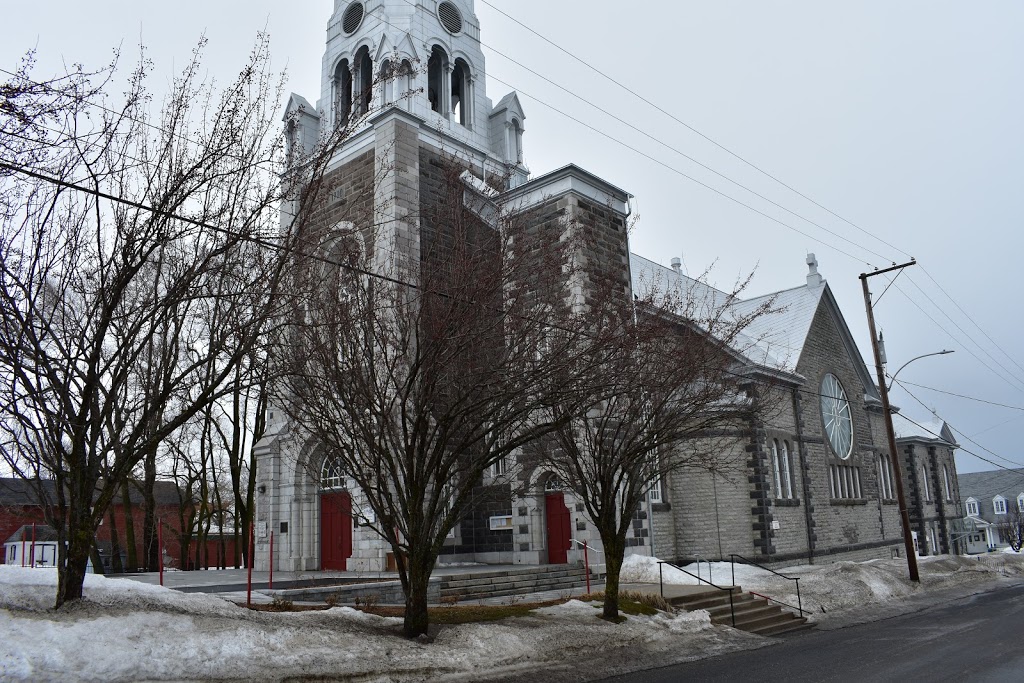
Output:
(957, 467), (1024, 553)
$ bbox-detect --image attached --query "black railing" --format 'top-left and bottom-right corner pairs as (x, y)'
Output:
(658, 560), (736, 627)
(729, 554), (803, 617)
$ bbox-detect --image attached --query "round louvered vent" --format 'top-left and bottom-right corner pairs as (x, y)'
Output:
(438, 2), (463, 34)
(342, 2), (365, 34)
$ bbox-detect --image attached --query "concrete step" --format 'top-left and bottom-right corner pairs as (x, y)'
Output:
(673, 586), (814, 638)
(752, 617), (814, 637)
(436, 565), (590, 601)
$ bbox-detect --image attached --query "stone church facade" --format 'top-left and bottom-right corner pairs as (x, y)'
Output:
(254, 0), (957, 573)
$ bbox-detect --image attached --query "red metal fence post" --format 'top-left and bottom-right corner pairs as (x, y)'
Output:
(157, 518), (164, 587)
(269, 531), (274, 590)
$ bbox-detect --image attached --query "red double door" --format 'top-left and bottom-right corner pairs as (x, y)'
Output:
(545, 492), (572, 564)
(321, 492), (353, 571)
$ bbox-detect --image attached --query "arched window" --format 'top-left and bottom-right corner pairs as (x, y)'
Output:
(943, 465), (953, 501)
(321, 457), (345, 490)
(379, 59), (393, 106)
(334, 59), (352, 127)
(781, 441), (793, 499)
(510, 119), (523, 164)
(770, 440), (783, 497)
(353, 46), (373, 117)
(544, 475), (565, 492)
(427, 46), (450, 115)
(398, 60), (413, 110)
(452, 59), (471, 127)
(878, 454), (894, 500)
(337, 59), (354, 127)
(920, 465), (930, 502)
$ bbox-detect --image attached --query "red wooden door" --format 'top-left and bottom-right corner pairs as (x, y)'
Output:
(321, 492), (352, 571)
(545, 493), (571, 564)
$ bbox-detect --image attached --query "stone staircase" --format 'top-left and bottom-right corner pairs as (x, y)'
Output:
(439, 564), (592, 602)
(670, 586), (813, 636)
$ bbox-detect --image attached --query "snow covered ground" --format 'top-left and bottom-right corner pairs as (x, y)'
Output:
(0, 565), (760, 683)
(620, 551), (1024, 618)
(1, 553), (1021, 682)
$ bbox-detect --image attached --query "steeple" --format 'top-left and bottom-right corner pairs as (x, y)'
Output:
(306, 0), (526, 181)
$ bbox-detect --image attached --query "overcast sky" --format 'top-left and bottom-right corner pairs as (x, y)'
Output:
(2, 1), (1022, 476)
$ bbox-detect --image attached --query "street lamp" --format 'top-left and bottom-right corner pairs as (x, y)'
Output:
(885, 348), (955, 391)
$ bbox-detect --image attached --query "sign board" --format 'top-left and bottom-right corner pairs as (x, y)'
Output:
(771, 520), (781, 531)
(489, 515), (514, 531)
(257, 521), (268, 539)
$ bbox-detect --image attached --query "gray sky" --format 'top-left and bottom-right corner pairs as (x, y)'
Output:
(2, 1), (1022, 475)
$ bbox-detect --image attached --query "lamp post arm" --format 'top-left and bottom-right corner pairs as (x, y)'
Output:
(887, 350), (954, 391)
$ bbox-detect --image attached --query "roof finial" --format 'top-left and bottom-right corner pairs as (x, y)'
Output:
(806, 253), (823, 287)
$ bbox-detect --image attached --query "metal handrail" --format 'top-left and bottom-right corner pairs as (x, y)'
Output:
(658, 560), (736, 627)
(730, 554), (803, 617)
(694, 557), (713, 585)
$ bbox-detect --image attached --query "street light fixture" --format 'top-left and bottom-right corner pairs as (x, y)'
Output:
(886, 349), (955, 391)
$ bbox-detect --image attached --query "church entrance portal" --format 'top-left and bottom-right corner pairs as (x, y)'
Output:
(321, 492), (352, 571)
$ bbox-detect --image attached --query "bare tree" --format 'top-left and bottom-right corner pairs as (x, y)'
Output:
(0, 37), (345, 607)
(539, 271), (775, 621)
(1000, 505), (1024, 553)
(277, 158), (598, 637)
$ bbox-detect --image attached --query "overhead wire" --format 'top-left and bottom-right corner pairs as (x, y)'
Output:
(473, 0), (1024, 400)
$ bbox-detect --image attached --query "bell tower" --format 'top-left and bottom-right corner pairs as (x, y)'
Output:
(294, 0), (528, 182)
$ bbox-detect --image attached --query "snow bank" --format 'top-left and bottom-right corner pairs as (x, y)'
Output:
(0, 566), (756, 683)
(622, 552), (1024, 617)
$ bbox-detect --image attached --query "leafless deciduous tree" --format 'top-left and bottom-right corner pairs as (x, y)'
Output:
(277, 159), (600, 637)
(539, 271), (775, 621)
(0, 36), (345, 607)
(1000, 505), (1024, 553)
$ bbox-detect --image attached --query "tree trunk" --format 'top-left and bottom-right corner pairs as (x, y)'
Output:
(142, 450), (159, 572)
(121, 481), (138, 571)
(402, 553), (433, 638)
(56, 508), (94, 608)
(108, 510), (123, 573)
(600, 531), (626, 622)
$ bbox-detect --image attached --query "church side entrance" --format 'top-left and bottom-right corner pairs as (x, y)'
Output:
(321, 492), (352, 571)
(545, 491), (571, 564)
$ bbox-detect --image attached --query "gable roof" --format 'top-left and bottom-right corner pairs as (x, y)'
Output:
(629, 253), (879, 399)
(0, 478), (183, 508)
(892, 414), (958, 446)
(958, 468), (1024, 522)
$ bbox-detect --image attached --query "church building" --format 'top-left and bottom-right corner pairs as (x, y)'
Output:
(254, 0), (960, 573)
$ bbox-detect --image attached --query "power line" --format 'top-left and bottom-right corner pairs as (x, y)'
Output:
(893, 382), (1024, 472)
(893, 379), (1024, 412)
(892, 281), (1024, 395)
(477, 0), (914, 263)
(475, 0), (1024, 405)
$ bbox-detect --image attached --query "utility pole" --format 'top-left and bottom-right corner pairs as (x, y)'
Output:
(860, 259), (920, 583)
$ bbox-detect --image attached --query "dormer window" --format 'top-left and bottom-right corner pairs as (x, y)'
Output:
(966, 498), (979, 516)
(1018, 494), (1024, 512)
(994, 496), (1007, 515)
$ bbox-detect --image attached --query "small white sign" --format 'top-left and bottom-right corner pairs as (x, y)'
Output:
(258, 522), (268, 539)
(771, 520), (781, 531)
(489, 515), (514, 531)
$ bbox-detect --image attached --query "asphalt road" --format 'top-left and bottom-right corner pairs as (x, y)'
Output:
(602, 582), (1024, 683)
